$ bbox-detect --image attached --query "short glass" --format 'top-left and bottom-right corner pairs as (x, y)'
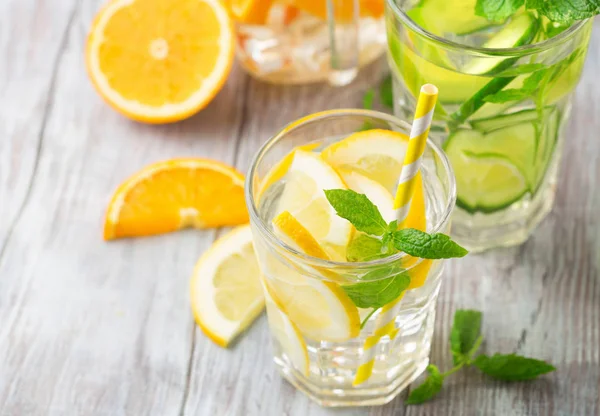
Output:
(245, 109), (456, 406)
(386, 0), (593, 251)
(235, 1), (387, 85)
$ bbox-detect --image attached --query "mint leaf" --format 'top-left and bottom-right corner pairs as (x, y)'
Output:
(476, 0), (524, 21)
(450, 310), (483, 365)
(392, 229), (469, 259)
(363, 89), (375, 110)
(325, 189), (388, 236)
(483, 89), (531, 103)
(379, 75), (394, 109)
(483, 69), (550, 104)
(347, 233), (385, 262)
(474, 354), (556, 381)
(496, 63), (546, 77)
(526, 0), (600, 24)
(342, 266), (410, 308)
(405, 365), (445, 404)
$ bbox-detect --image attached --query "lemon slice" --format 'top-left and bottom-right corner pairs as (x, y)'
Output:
(337, 169), (396, 223)
(267, 211), (360, 342)
(322, 129), (426, 232)
(321, 129), (410, 192)
(276, 150), (351, 260)
(190, 225), (264, 347)
(261, 277), (309, 376)
(258, 142), (321, 199)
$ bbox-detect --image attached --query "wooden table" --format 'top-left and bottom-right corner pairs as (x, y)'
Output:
(1, 1), (598, 414)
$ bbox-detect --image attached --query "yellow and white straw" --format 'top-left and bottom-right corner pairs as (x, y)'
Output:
(354, 84), (438, 386)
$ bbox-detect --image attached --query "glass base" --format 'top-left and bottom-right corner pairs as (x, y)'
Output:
(275, 356), (428, 406)
(270, 294), (439, 407)
(451, 178), (556, 253)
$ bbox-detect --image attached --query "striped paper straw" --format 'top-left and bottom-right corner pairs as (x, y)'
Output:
(353, 84), (438, 386)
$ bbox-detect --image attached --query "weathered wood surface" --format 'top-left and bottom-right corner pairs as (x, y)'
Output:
(0, 0), (598, 414)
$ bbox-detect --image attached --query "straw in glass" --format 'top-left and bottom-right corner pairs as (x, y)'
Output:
(353, 84), (438, 386)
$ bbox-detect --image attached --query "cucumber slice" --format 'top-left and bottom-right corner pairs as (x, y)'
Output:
(470, 107), (553, 133)
(444, 122), (542, 213)
(447, 145), (528, 213)
(407, 0), (493, 36)
(387, 28), (488, 104)
(463, 13), (539, 76)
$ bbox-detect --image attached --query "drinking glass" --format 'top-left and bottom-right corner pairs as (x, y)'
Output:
(234, 0), (387, 85)
(245, 109), (456, 406)
(386, 0), (593, 251)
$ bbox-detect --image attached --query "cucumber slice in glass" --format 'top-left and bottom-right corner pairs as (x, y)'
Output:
(463, 13), (539, 75)
(444, 121), (542, 212)
(388, 32), (488, 104)
(408, 0), (493, 36)
(447, 147), (529, 213)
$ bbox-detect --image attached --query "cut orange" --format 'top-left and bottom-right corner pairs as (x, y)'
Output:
(104, 159), (248, 240)
(292, 0), (384, 21)
(227, 0), (275, 24)
(86, 0), (234, 123)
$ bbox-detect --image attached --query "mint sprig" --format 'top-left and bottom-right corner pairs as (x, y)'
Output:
(324, 189), (467, 310)
(476, 0), (600, 24)
(324, 189), (468, 261)
(405, 309), (556, 405)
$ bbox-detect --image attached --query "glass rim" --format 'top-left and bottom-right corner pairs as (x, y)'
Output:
(244, 109), (457, 272)
(386, 0), (590, 57)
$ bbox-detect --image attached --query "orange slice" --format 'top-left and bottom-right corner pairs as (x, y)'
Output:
(227, 0), (276, 24)
(86, 0), (234, 123)
(104, 159), (248, 240)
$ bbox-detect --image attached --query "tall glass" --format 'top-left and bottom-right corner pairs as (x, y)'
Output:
(234, 1), (387, 85)
(245, 109), (456, 406)
(386, 0), (593, 251)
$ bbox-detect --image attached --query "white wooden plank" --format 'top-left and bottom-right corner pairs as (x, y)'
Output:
(0, 1), (248, 414)
(0, 0), (77, 260)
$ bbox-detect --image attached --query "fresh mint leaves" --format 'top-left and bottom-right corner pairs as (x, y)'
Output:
(405, 309), (556, 405)
(324, 189), (388, 236)
(324, 189), (467, 311)
(526, 0), (600, 24)
(473, 354), (556, 381)
(325, 189), (467, 260)
(405, 365), (445, 404)
(483, 68), (548, 104)
(342, 268), (410, 308)
(475, 0), (523, 22)
(392, 229), (469, 259)
(325, 189), (468, 311)
(476, 0), (600, 24)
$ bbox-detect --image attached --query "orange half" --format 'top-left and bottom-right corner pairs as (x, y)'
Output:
(86, 0), (235, 123)
(104, 158), (248, 240)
